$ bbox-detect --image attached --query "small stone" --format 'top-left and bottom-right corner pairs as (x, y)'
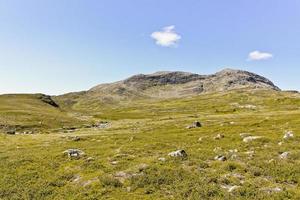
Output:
(63, 149), (85, 158)
(111, 161), (118, 165)
(279, 152), (289, 159)
(228, 149), (238, 153)
(243, 136), (263, 143)
(158, 157), (166, 162)
(186, 121), (201, 129)
(214, 155), (227, 161)
(168, 150), (188, 158)
(283, 131), (294, 139)
(214, 134), (224, 140)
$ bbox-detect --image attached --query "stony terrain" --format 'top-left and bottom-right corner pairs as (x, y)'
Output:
(0, 69), (300, 199)
(55, 69), (279, 109)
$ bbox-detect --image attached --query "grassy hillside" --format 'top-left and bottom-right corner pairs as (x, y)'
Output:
(0, 89), (300, 199)
(0, 94), (88, 133)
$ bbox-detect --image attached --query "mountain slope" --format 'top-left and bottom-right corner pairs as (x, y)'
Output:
(0, 94), (86, 133)
(55, 68), (280, 111)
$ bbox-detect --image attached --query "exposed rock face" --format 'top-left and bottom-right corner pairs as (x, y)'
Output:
(90, 69), (279, 95)
(57, 68), (280, 106)
(38, 94), (59, 108)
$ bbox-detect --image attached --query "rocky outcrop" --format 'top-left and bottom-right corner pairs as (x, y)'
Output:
(56, 68), (280, 107)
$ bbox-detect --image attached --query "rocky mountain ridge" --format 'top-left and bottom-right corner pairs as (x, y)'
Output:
(54, 68), (280, 109)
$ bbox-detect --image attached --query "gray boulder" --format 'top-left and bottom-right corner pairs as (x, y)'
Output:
(168, 150), (188, 158)
(63, 149), (85, 158)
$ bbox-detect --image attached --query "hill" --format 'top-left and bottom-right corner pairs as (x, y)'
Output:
(0, 94), (87, 133)
(55, 68), (280, 111)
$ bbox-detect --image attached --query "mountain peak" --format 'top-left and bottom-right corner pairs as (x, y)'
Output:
(82, 68), (280, 102)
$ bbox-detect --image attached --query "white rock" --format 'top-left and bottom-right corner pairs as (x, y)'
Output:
(283, 131), (294, 139)
(239, 104), (257, 109)
(229, 149), (238, 153)
(279, 152), (289, 159)
(243, 136), (262, 143)
(168, 150), (187, 158)
(158, 157), (166, 162)
(214, 134), (224, 140)
(111, 161), (118, 165)
(63, 149), (85, 158)
(214, 155), (227, 161)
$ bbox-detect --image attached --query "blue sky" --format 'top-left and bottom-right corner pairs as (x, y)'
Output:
(0, 0), (299, 94)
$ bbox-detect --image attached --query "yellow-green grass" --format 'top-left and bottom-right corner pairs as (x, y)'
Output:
(0, 94), (88, 132)
(0, 89), (300, 199)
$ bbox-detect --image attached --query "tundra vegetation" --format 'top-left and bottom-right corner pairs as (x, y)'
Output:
(0, 70), (300, 199)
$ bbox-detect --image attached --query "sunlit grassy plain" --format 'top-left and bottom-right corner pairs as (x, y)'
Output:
(1, 89), (300, 199)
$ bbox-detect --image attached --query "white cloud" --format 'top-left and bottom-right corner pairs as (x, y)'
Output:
(248, 50), (273, 61)
(151, 25), (181, 47)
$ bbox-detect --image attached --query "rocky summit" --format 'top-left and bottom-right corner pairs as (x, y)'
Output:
(57, 69), (280, 108)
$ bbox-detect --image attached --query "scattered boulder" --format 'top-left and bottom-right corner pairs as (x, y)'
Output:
(243, 136), (263, 143)
(168, 150), (188, 158)
(279, 152), (289, 159)
(186, 121), (201, 129)
(214, 155), (227, 161)
(63, 149), (85, 158)
(283, 131), (294, 139)
(214, 134), (224, 140)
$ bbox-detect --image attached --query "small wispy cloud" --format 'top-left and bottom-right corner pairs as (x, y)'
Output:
(151, 25), (181, 47)
(248, 50), (273, 61)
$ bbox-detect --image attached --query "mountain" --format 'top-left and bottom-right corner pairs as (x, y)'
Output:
(55, 68), (280, 109)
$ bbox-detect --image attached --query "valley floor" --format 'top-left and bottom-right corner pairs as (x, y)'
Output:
(1, 90), (300, 199)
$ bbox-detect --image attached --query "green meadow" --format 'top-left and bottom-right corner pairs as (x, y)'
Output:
(1, 89), (300, 199)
